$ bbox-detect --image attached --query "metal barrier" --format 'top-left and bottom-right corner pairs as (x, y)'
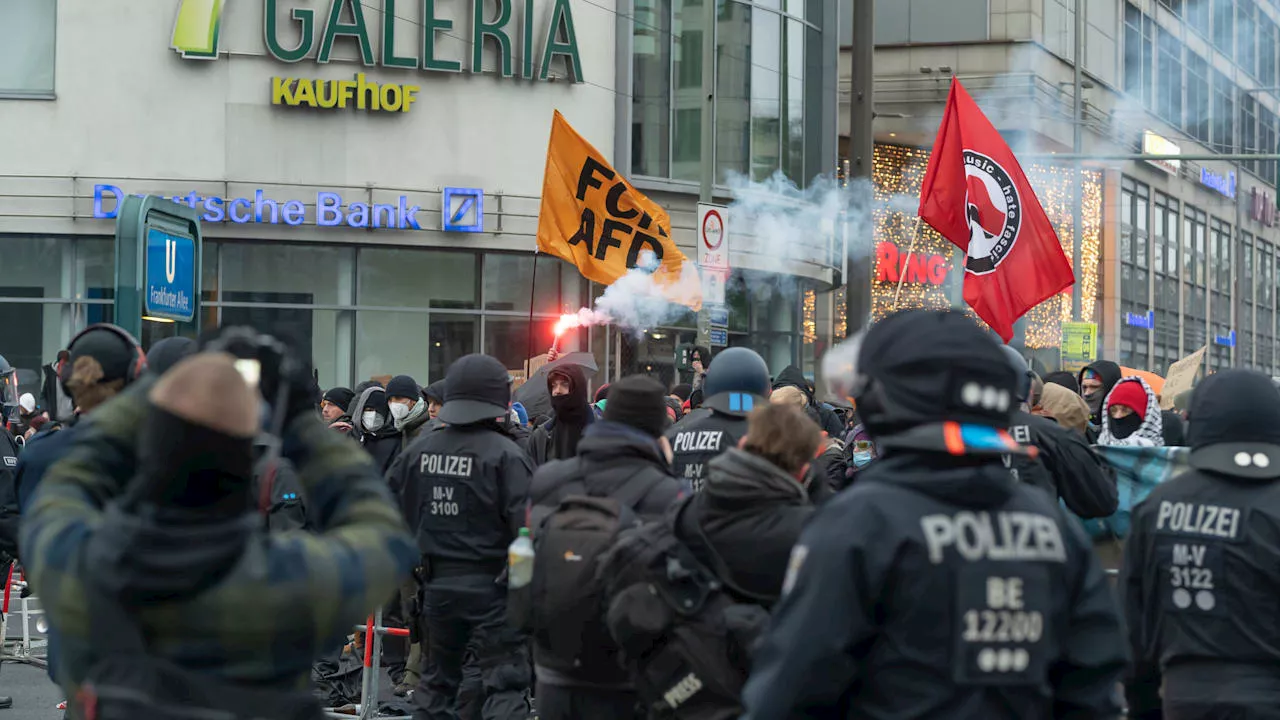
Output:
(0, 562), (47, 669)
(322, 608), (412, 720)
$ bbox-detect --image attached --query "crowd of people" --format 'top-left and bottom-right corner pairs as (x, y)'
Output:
(0, 310), (1278, 718)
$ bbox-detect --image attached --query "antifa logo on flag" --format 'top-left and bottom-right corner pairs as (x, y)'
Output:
(963, 151), (1022, 275)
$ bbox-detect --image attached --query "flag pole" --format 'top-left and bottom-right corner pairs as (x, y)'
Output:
(892, 215), (925, 310)
(525, 251), (540, 373)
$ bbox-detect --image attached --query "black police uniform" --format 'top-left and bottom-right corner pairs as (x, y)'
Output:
(1007, 409), (1118, 519)
(666, 404), (751, 492)
(1122, 370), (1280, 720)
(0, 429), (18, 557)
(742, 310), (1127, 719)
(391, 355), (533, 720)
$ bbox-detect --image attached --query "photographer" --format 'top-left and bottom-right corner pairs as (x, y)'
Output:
(21, 332), (416, 719)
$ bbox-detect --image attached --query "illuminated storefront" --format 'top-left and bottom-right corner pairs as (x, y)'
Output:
(863, 144), (1104, 369)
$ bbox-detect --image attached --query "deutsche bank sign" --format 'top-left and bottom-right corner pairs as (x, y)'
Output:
(145, 229), (196, 322)
(93, 185), (485, 233)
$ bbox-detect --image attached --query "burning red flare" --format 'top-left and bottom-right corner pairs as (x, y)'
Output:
(554, 314), (579, 337)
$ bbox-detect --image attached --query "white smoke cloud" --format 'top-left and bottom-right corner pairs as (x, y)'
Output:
(554, 250), (702, 334)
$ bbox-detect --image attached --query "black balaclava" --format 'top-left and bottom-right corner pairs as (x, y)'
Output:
(548, 364), (590, 460)
(1110, 412), (1143, 440)
(1079, 360), (1122, 424)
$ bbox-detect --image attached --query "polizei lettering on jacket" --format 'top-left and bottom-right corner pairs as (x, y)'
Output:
(920, 511), (1067, 565)
(672, 430), (724, 453)
(1155, 501), (1242, 539)
(420, 454), (474, 479)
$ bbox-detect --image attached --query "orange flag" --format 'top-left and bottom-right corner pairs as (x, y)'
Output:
(536, 111), (700, 308)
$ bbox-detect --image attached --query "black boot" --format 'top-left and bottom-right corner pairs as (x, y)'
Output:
(0, 696), (13, 709)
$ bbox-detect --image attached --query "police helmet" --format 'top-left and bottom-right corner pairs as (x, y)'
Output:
(827, 309), (1025, 454)
(702, 347), (771, 417)
(998, 344), (1034, 404)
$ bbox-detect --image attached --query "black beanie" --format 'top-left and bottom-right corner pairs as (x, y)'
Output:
(386, 375), (420, 401)
(323, 386), (355, 410)
(604, 375), (669, 438)
(671, 383), (693, 401)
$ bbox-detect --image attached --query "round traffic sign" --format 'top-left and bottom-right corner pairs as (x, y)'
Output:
(701, 209), (724, 251)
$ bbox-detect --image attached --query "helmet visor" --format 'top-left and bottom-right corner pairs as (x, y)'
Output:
(0, 370), (17, 408)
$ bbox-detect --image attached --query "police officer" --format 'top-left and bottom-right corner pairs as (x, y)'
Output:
(0, 354), (17, 436)
(1000, 345), (1118, 519)
(391, 354), (532, 720)
(741, 309), (1127, 719)
(1122, 369), (1280, 719)
(666, 347), (770, 492)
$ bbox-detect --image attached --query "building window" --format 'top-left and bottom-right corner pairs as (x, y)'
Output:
(1243, 95), (1259, 175)
(1261, 241), (1276, 373)
(1125, 3), (1155, 108)
(1157, 30), (1183, 128)
(1213, 70), (1236, 154)
(1243, 234), (1254, 366)
(0, 0), (56, 95)
(1237, 0), (1256, 78)
(1212, 0), (1233, 57)
(1184, 206), (1208, 353)
(1209, 217), (1233, 370)
(1261, 106), (1278, 183)
(1186, 51), (1211, 142)
(1158, 0), (1183, 14)
(633, 0), (819, 186)
(1154, 192), (1181, 367)
(1263, 19), (1278, 88)
(1187, 0), (1212, 38)
(1120, 177), (1151, 370)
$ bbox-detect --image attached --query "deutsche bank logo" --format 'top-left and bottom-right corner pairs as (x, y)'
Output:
(145, 229), (196, 323)
(442, 187), (484, 233)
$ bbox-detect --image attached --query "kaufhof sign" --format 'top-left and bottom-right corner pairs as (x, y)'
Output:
(171, 0), (585, 114)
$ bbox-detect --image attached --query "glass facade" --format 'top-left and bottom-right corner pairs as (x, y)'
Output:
(1121, 175), (1280, 376)
(632, 0), (826, 186)
(0, 237), (821, 394)
(0, 238), (588, 391)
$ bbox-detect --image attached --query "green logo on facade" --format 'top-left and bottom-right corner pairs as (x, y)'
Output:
(172, 0), (226, 59)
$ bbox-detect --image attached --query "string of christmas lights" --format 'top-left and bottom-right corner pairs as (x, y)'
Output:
(867, 145), (1103, 350)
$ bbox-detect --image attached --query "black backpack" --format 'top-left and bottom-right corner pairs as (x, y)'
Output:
(596, 498), (770, 720)
(520, 464), (663, 676)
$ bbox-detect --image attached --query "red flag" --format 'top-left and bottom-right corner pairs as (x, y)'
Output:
(918, 77), (1075, 342)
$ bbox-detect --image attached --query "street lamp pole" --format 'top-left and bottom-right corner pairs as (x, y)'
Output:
(1071, 0), (1084, 322)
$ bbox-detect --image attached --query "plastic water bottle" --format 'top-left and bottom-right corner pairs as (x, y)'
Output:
(508, 527), (535, 589)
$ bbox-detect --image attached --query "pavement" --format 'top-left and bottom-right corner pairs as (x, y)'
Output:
(3, 591), (63, 720)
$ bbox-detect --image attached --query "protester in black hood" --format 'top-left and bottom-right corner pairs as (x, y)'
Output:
(146, 336), (197, 377)
(772, 365), (844, 438)
(743, 309), (1126, 719)
(526, 364), (593, 466)
(347, 385), (400, 474)
(1077, 360), (1122, 427)
(1123, 370), (1280, 719)
(527, 375), (685, 719)
(675, 403), (820, 607)
(1160, 409), (1186, 446)
(1000, 345), (1118, 519)
(1042, 370), (1080, 396)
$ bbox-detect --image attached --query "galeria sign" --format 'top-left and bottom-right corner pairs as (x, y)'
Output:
(264, 0), (584, 90)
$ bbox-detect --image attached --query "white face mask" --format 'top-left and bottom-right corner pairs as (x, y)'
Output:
(362, 410), (384, 431)
(389, 402), (411, 421)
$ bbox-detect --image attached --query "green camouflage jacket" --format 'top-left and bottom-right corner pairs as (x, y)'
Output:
(21, 379), (416, 708)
